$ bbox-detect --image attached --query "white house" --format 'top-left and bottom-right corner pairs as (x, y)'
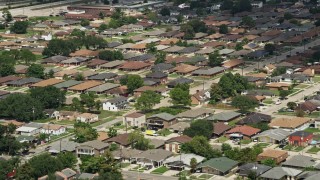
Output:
(41, 33), (52, 41)
(123, 112), (146, 128)
(16, 126), (41, 136)
(251, 1), (263, 8)
(41, 124), (66, 135)
(76, 113), (99, 123)
(102, 96), (128, 111)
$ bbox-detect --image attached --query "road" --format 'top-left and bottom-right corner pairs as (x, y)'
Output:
(122, 171), (178, 180)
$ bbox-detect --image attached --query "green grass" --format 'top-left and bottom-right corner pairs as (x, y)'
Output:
(228, 119), (240, 127)
(307, 146), (320, 154)
(151, 166), (168, 174)
(263, 98), (274, 104)
(199, 174), (213, 179)
(34, 118), (53, 123)
(240, 139), (251, 144)
(50, 132), (70, 141)
(283, 145), (305, 152)
(99, 110), (124, 119)
(216, 136), (228, 143)
(91, 117), (114, 127)
(314, 76), (320, 83)
(295, 84), (310, 89)
(283, 145), (294, 151)
(293, 146), (305, 152)
(256, 143), (270, 148)
(158, 128), (172, 136)
(120, 163), (130, 168)
(55, 120), (75, 125)
(304, 128), (320, 133)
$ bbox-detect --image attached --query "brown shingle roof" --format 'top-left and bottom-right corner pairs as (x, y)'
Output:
(125, 112), (145, 118)
(105, 133), (130, 146)
(70, 49), (99, 57)
(226, 125), (261, 137)
(258, 149), (287, 159)
(166, 135), (192, 143)
(213, 122), (232, 136)
(119, 61), (151, 70)
(31, 78), (64, 87)
(68, 81), (102, 91)
(269, 117), (311, 129)
(173, 64), (199, 74)
(0, 75), (21, 84)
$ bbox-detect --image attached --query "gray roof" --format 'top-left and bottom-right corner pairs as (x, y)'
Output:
(176, 108), (213, 119)
(151, 63), (174, 72)
(86, 83), (120, 93)
(206, 111), (241, 121)
(197, 157), (238, 173)
(252, 128), (291, 141)
(78, 173), (98, 180)
(304, 172), (320, 180)
(238, 163), (272, 177)
(164, 153), (205, 166)
(105, 96), (128, 103)
(134, 149), (173, 162)
(6, 77), (42, 86)
(61, 57), (88, 64)
(192, 67), (226, 76)
(112, 149), (142, 159)
(54, 80), (83, 89)
(168, 122), (190, 131)
(260, 167), (302, 179)
(87, 73), (118, 80)
(163, 45), (185, 53)
(49, 139), (79, 153)
(78, 140), (109, 150)
(100, 60), (125, 68)
(282, 155), (317, 168)
(177, 47), (200, 54)
(149, 112), (175, 121)
(61, 168), (76, 178)
(167, 77), (194, 87)
(146, 71), (168, 79)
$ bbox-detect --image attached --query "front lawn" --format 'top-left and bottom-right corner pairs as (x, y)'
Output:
(295, 84), (310, 89)
(263, 98), (274, 104)
(283, 145), (305, 152)
(199, 174), (213, 179)
(151, 166), (169, 174)
(256, 143), (270, 148)
(240, 139), (251, 144)
(216, 136), (228, 143)
(158, 128), (172, 136)
(293, 146), (305, 152)
(314, 76), (320, 83)
(304, 128), (320, 133)
(307, 146), (320, 154)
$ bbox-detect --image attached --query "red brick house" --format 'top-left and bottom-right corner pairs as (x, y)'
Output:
(225, 125), (261, 140)
(165, 135), (192, 153)
(289, 131), (313, 147)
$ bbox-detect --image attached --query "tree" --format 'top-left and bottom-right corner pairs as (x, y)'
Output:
(209, 84), (222, 104)
(155, 51), (166, 64)
(296, 109), (305, 117)
(10, 21), (28, 34)
(99, 50), (123, 61)
(103, 0), (110, 4)
(80, 92), (97, 111)
(221, 143), (232, 152)
(315, 19), (320, 27)
(181, 136), (222, 159)
(20, 49), (36, 64)
(128, 130), (151, 150)
(219, 24), (228, 34)
(0, 63), (15, 77)
(225, 146), (262, 163)
(181, 24), (195, 39)
(75, 73), (84, 81)
(126, 75), (144, 94)
(220, 0), (233, 10)
(71, 97), (84, 112)
(169, 84), (191, 106)
(241, 16), (255, 28)
(232, 0), (252, 13)
(135, 90), (161, 112)
(30, 86), (66, 109)
(146, 42), (157, 54)
(271, 67), (286, 77)
(0, 94), (43, 122)
(80, 19), (90, 27)
(16, 163), (34, 180)
(190, 158), (197, 173)
(70, 28), (85, 37)
(287, 102), (297, 110)
(57, 152), (77, 169)
(99, 12), (105, 19)
(264, 44), (276, 55)
(112, 0), (119, 4)
(279, 90), (290, 99)
(98, 23), (108, 33)
(26, 64), (44, 79)
(45, 69), (54, 79)
(208, 50), (223, 67)
(261, 158), (276, 167)
(284, 12), (293, 20)
(184, 120), (213, 139)
(107, 127), (118, 138)
(160, 7), (170, 16)
(218, 73), (250, 98)
(231, 96), (258, 113)
(248, 171), (258, 180)
(43, 39), (78, 57)
(74, 122), (98, 143)
(2, 9), (12, 22)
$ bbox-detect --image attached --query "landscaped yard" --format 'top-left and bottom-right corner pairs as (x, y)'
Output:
(307, 146), (320, 154)
(263, 98), (273, 104)
(304, 128), (320, 133)
(295, 84), (310, 89)
(151, 166), (169, 174)
(55, 120), (75, 125)
(216, 136), (228, 143)
(199, 174), (213, 179)
(240, 139), (251, 144)
(256, 143), (270, 148)
(158, 128), (172, 136)
(313, 76), (320, 83)
(283, 145), (305, 152)
(120, 163), (130, 168)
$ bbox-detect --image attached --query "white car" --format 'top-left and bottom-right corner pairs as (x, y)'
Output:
(275, 101), (281, 105)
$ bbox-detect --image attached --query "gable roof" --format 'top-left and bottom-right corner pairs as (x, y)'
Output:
(197, 157), (238, 173)
(239, 163), (272, 177)
(105, 133), (130, 146)
(166, 135), (192, 144)
(213, 122), (232, 136)
(176, 108), (213, 119)
(282, 155), (317, 168)
(149, 113), (175, 121)
(226, 125), (261, 137)
(206, 111), (241, 121)
(68, 81), (102, 91)
(269, 117), (311, 129)
(258, 149), (288, 159)
(31, 78), (64, 87)
(237, 112), (272, 125)
(260, 167), (302, 179)
(252, 128), (291, 141)
(78, 140), (108, 150)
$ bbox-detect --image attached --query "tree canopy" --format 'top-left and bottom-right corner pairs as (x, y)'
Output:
(120, 74), (144, 94)
(218, 72), (250, 98)
(208, 50), (223, 67)
(135, 90), (161, 112)
(181, 136), (222, 159)
(231, 95), (258, 113)
(10, 21), (28, 34)
(98, 50), (123, 61)
(26, 64), (45, 79)
(169, 83), (191, 106)
(30, 86), (66, 109)
(128, 130), (152, 150)
(183, 120), (213, 139)
(74, 122), (98, 143)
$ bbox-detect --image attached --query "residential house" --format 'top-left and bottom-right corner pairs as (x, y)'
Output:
(77, 173), (99, 180)
(225, 125), (261, 140)
(237, 112), (272, 125)
(86, 59), (108, 69)
(176, 108), (213, 121)
(55, 168), (77, 180)
(100, 60), (125, 69)
(238, 163), (272, 178)
(15, 126), (41, 136)
(147, 113), (177, 130)
(289, 131), (313, 147)
(145, 71), (168, 84)
(31, 78), (64, 88)
(282, 155), (318, 170)
(168, 122), (190, 133)
(53, 80), (83, 91)
(164, 135), (192, 153)
(6, 77), (43, 87)
(68, 81), (102, 93)
(269, 117), (311, 131)
(56, 111), (79, 121)
(296, 101), (318, 114)
(76, 113), (99, 123)
(112, 149), (142, 163)
(87, 73), (118, 81)
(48, 139), (79, 154)
(260, 167), (302, 180)
(102, 96), (128, 111)
(257, 149), (288, 164)
(105, 133), (131, 148)
(86, 83), (120, 94)
(0, 75), (22, 85)
(119, 61), (151, 71)
(191, 90), (211, 105)
(197, 157), (238, 176)
(213, 122), (232, 138)
(135, 149), (173, 168)
(76, 140), (109, 157)
(164, 153), (205, 171)
(41, 124), (66, 135)
(252, 128), (291, 144)
(192, 67), (226, 77)
(206, 111), (241, 122)
(172, 64), (200, 75)
(167, 78), (194, 88)
(265, 82), (291, 90)
(123, 112), (146, 128)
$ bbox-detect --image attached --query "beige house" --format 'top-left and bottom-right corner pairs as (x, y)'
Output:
(76, 140), (109, 157)
(165, 135), (192, 153)
(123, 112), (146, 128)
(76, 113), (99, 123)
